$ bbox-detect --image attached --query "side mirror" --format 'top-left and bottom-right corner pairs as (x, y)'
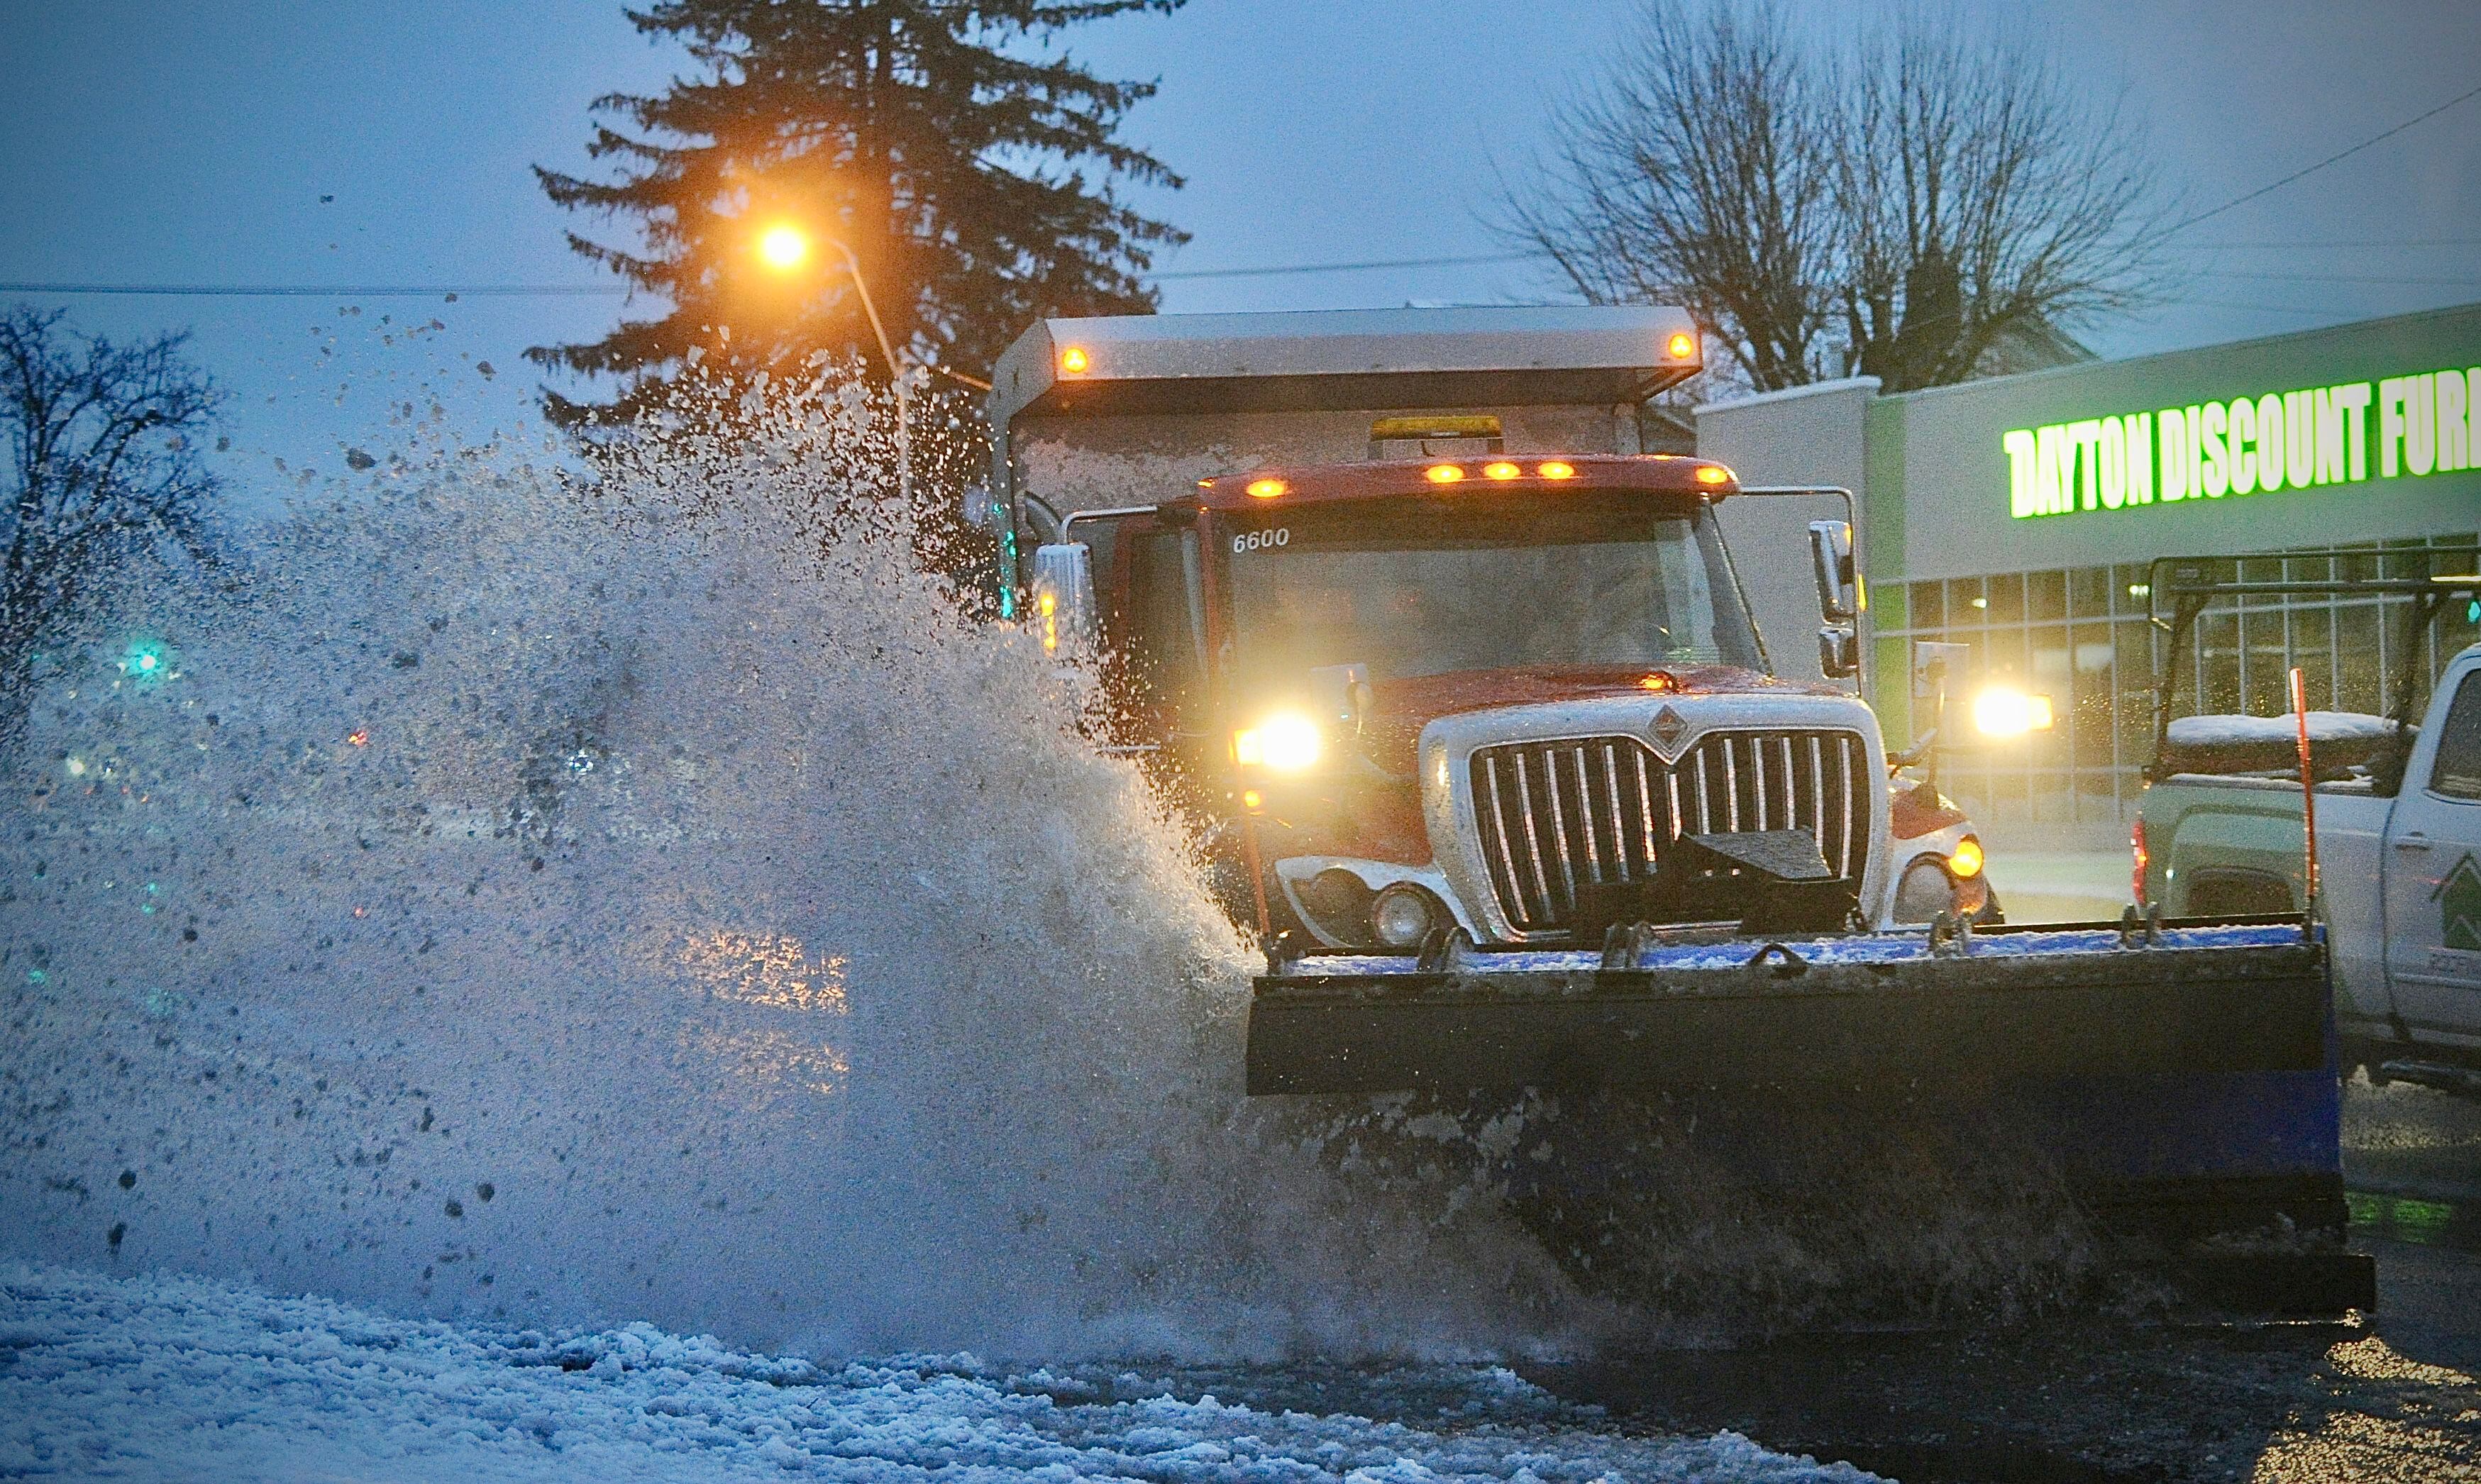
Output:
(1309, 663), (1374, 733)
(1029, 542), (1097, 655)
(1817, 626), (1860, 679)
(1911, 641), (1972, 701)
(1808, 520), (1857, 623)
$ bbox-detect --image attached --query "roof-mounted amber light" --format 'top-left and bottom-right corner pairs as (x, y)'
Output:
(1694, 464), (1731, 486)
(1537, 460), (1576, 480)
(1640, 671), (1680, 693)
(1425, 463), (1466, 484)
(1058, 345), (1090, 374)
(1481, 460), (1520, 480)
(1667, 331), (1697, 358)
(1245, 477), (1286, 499)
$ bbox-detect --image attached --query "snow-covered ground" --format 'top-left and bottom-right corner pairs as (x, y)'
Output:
(2, 1264), (1872, 1483)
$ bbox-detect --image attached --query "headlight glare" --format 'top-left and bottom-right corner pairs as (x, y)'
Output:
(1235, 711), (1322, 773)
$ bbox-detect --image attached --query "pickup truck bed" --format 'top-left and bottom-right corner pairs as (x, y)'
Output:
(2138, 643), (2481, 1075)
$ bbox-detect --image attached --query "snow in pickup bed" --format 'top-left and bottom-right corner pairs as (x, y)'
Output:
(2163, 711), (2395, 747)
(1, 1264), (1874, 1484)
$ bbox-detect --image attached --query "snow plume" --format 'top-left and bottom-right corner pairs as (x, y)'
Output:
(0, 370), (1574, 1359)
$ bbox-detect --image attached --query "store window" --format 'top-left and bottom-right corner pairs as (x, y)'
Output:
(1872, 534), (2481, 830)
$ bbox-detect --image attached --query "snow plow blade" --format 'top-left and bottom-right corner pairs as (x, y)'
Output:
(1250, 919), (2363, 1307)
(1246, 921), (2326, 1097)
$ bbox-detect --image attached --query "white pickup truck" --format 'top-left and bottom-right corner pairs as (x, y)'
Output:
(2138, 626), (2481, 1090)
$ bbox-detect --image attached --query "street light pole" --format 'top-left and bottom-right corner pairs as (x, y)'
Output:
(817, 234), (912, 503)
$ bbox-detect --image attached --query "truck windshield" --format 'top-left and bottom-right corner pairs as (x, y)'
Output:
(1223, 492), (1762, 682)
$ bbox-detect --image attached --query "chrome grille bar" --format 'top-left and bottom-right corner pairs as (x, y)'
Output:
(1571, 747), (1602, 884)
(1468, 728), (1871, 937)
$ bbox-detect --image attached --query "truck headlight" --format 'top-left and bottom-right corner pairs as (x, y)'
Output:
(1971, 686), (2054, 739)
(1234, 711), (1322, 773)
(1895, 856), (1956, 924)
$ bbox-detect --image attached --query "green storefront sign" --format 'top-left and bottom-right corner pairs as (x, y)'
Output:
(2004, 366), (2477, 519)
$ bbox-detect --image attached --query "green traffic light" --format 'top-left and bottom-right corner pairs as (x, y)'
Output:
(122, 639), (172, 682)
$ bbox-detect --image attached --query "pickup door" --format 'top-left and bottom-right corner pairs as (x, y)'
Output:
(2383, 654), (2481, 1048)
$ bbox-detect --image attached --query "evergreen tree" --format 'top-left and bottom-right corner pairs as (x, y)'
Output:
(531, 0), (1187, 425)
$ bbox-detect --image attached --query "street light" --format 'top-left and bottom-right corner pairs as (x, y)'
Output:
(756, 223), (811, 271)
(754, 221), (915, 500)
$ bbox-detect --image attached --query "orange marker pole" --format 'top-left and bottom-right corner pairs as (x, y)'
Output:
(2290, 667), (2319, 940)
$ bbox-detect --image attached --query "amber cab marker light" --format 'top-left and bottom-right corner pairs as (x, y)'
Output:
(2131, 817), (2150, 908)
(1640, 671), (1679, 693)
(1537, 460), (1577, 480)
(1667, 331), (1697, 359)
(1246, 477), (1287, 499)
(1694, 464), (1731, 486)
(1481, 460), (1521, 481)
(1058, 345), (1090, 374)
(1425, 463), (1466, 484)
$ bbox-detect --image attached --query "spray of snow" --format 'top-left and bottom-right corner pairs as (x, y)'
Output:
(0, 369), (2091, 1358)
(0, 372), (1583, 1358)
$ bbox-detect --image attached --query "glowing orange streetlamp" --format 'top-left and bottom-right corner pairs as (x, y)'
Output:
(756, 223), (812, 272)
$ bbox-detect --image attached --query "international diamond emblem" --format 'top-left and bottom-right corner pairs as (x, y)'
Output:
(1652, 704), (1688, 751)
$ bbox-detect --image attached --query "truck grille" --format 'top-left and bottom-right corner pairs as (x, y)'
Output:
(1469, 729), (1868, 936)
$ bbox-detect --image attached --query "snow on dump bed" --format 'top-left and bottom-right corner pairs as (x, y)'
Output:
(1, 1264), (1874, 1484)
(1293, 923), (2308, 979)
(2164, 711), (2395, 747)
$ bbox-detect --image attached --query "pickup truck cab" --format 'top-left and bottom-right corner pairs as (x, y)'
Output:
(2137, 640), (2481, 1080)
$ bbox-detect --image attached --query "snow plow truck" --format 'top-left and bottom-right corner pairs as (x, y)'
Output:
(976, 307), (2369, 1312)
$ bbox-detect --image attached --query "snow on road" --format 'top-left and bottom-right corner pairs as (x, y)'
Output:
(2, 1264), (1873, 1484)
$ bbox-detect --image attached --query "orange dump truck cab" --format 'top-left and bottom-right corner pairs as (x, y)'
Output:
(978, 308), (1982, 947)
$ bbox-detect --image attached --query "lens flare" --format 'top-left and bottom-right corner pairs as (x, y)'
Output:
(1971, 686), (2055, 738)
(1234, 711), (1322, 772)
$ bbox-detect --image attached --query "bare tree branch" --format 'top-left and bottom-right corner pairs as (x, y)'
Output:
(1834, 12), (2176, 389)
(0, 306), (222, 741)
(1500, 0), (1837, 393)
(1501, 1), (2179, 396)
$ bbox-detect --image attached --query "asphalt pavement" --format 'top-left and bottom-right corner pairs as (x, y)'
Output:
(1525, 1077), (2481, 1483)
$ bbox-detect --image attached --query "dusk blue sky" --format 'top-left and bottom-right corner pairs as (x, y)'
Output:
(3, 0), (2476, 492)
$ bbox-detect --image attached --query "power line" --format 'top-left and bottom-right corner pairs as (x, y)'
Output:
(2204, 270), (2481, 287)
(1147, 251), (1542, 281)
(2186, 238), (2481, 250)
(0, 282), (626, 299)
(2167, 82), (2481, 235)
(2169, 298), (2365, 315)
(1, 252), (1553, 299)
(8, 239), (2472, 304)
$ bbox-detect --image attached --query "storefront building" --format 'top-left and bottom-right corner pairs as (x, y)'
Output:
(1698, 301), (2481, 844)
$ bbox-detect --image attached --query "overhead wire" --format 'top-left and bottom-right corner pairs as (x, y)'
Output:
(2163, 81), (2481, 235)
